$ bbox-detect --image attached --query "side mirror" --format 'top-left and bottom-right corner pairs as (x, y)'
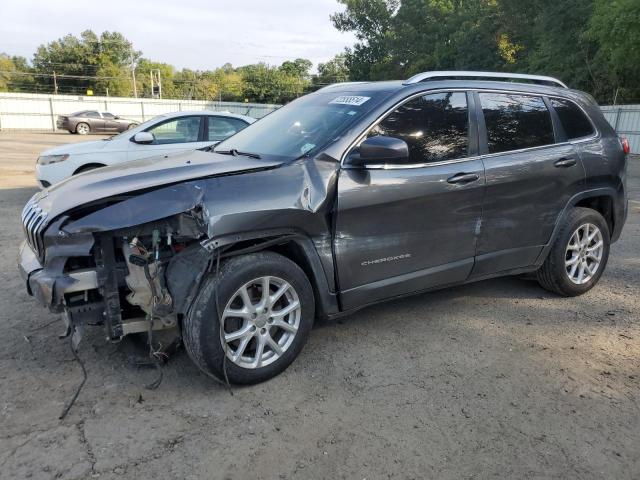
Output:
(133, 132), (154, 144)
(347, 136), (409, 167)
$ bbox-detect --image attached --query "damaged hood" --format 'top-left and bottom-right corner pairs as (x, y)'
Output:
(32, 149), (283, 220)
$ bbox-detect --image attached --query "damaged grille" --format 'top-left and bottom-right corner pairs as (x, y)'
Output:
(21, 199), (48, 260)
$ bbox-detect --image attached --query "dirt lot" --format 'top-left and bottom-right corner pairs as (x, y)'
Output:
(0, 132), (638, 480)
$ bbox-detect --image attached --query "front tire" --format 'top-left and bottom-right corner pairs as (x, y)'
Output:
(183, 251), (315, 384)
(537, 207), (610, 296)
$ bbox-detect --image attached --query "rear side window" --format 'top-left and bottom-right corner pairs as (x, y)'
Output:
(85, 111), (101, 118)
(369, 91), (469, 163)
(207, 117), (248, 142)
(549, 98), (594, 140)
(479, 93), (554, 154)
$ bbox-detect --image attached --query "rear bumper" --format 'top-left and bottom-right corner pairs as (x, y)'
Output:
(56, 119), (72, 131)
(18, 240), (99, 310)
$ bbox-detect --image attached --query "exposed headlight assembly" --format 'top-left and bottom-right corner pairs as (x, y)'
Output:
(37, 154), (69, 165)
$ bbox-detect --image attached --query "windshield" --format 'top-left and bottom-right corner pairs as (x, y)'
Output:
(214, 92), (384, 160)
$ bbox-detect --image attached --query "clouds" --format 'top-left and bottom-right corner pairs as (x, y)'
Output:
(0, 0), (355, 70)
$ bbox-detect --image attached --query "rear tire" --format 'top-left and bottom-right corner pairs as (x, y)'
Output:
(76, 122), (90, 135)
(536, 207), (610, 296)
(183, 251), (314, 384)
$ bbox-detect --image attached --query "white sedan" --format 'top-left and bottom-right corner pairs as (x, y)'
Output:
(35, 110), (255, 188)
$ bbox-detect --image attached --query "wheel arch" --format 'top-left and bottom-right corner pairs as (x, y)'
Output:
(534, 188), (618, 267)
(73, 163), (107, 175)
(574, 194), (614, 235)
(167, 231), (339, 320)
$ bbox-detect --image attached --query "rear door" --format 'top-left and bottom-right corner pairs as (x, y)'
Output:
(335, 91), (486, 309)
(470, 91), (585, 277)
(127, 115), (206, 161)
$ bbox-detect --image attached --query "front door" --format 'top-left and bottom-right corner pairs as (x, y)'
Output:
(471, 91), (586, 277)
(102, 113), (120, 132)
(335, 91), (486, 310)
(127, 115), (208, 161)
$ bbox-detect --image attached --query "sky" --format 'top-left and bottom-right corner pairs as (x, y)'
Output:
(0, 0), (356, 72)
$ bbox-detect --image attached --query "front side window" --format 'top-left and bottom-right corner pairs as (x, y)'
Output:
(148, 116), (202, 145)
(207, 117), (248, 142)
(102, 112), (115, 119)
(368, 92), (469, 164)
(479, 93), (554, 154)
(549, 98), (594, 140)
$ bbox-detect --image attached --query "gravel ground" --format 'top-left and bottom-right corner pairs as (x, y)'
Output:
(0, 132), (638, 480)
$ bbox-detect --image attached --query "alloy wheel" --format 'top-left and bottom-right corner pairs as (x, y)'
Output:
(220, 276), (301, 369)
(565, 223), (604, 285)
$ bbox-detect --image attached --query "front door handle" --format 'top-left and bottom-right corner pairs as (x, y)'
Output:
(554, 157), (577, 168)
(447, 173), (479, 184)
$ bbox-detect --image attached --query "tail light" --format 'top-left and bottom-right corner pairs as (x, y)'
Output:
(620, 137), (630, 155)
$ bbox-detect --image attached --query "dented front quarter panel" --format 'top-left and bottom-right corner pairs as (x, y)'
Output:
(62, 156), (340, 290)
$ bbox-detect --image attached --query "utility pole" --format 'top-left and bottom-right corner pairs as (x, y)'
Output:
(150, 69), (162, 99)
(131, 49), (138, 98)
(53, 71), (58, 94)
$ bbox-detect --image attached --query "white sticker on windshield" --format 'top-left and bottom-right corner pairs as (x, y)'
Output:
(301, 143), (315, 154)
(330, 95), (371, 106)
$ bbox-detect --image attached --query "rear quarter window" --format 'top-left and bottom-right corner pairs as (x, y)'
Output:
(479, 93), (554, 154)
(549, 98), (595, 140)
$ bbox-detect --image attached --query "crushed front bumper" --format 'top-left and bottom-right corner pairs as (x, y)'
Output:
(18, 240), (99, 311)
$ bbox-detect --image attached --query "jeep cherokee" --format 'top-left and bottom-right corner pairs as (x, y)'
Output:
(18, 71), (629, 384)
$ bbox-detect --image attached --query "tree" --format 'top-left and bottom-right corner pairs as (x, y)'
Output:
(330, 0), (640, 103)
(135, 59), (177, 98)
(279, 58), (312, 77)
(315, 54), (350, 85)
(239, 62), (310, 103)
(0, 54), (35, 92)
(32, 30), (140, 95)
(587, 0), (640, 102)
(331, 0), (399, 80)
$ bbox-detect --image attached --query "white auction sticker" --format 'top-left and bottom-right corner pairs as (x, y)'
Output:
(330, 95), (371, 106)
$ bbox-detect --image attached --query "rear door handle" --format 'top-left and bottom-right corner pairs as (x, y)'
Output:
(447, 173), (479, 184)
(554, 157), (577, 168)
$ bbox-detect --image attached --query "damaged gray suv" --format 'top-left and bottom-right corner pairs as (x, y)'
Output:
(19, 71), (629, 384)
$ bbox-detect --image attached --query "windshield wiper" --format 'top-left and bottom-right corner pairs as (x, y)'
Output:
(215, 149), (261, 159)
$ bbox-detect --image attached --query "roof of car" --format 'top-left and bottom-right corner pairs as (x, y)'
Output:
(160, 110), (256, 122)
